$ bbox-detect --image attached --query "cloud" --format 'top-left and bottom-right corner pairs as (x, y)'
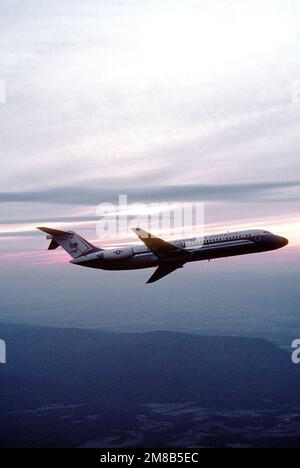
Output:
(1, 0), (300, 193)
(1, 0), (300, 255)
(0, 180), (299, 207)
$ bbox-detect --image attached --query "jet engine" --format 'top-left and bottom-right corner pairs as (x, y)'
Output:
(102, 247), (134, 261)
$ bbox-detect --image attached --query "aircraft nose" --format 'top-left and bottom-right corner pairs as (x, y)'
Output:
(278, 236), (289, 247)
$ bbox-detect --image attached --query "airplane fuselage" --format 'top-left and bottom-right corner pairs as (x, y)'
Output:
(70, 229), (288, 271)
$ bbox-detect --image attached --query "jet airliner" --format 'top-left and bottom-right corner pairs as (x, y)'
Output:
(37, 227), (288, 283)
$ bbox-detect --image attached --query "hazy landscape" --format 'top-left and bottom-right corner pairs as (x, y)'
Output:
(1, 322), (300, 448)
(0, 256), (299, 347)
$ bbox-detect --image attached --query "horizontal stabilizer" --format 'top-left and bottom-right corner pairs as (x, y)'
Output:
(37, 226), (102, 258)
(48, 238), (60, 250)
(37, 226), (72, 237)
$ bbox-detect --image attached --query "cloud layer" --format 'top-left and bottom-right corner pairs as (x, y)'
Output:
(0, 0), (299, 253)
(0, 179), (299, 205)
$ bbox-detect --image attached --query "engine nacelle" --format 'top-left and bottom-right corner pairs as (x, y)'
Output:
(103, 247), (134, 261)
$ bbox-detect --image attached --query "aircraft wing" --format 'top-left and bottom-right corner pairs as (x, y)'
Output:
(132, 228), (192, 259)
(147, 263), (183, 284)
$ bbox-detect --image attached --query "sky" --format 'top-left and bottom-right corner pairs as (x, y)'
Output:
(0, 0), (299, 335)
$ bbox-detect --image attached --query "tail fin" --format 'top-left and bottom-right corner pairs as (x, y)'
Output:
(37, 226), (102, 259)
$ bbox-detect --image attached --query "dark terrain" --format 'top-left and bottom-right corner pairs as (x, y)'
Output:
(1, 323), (300, 448)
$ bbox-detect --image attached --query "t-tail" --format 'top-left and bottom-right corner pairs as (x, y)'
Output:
(37, 227), (102, 259)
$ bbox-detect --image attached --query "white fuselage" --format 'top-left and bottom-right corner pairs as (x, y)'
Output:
(70, 229), (288, 271)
